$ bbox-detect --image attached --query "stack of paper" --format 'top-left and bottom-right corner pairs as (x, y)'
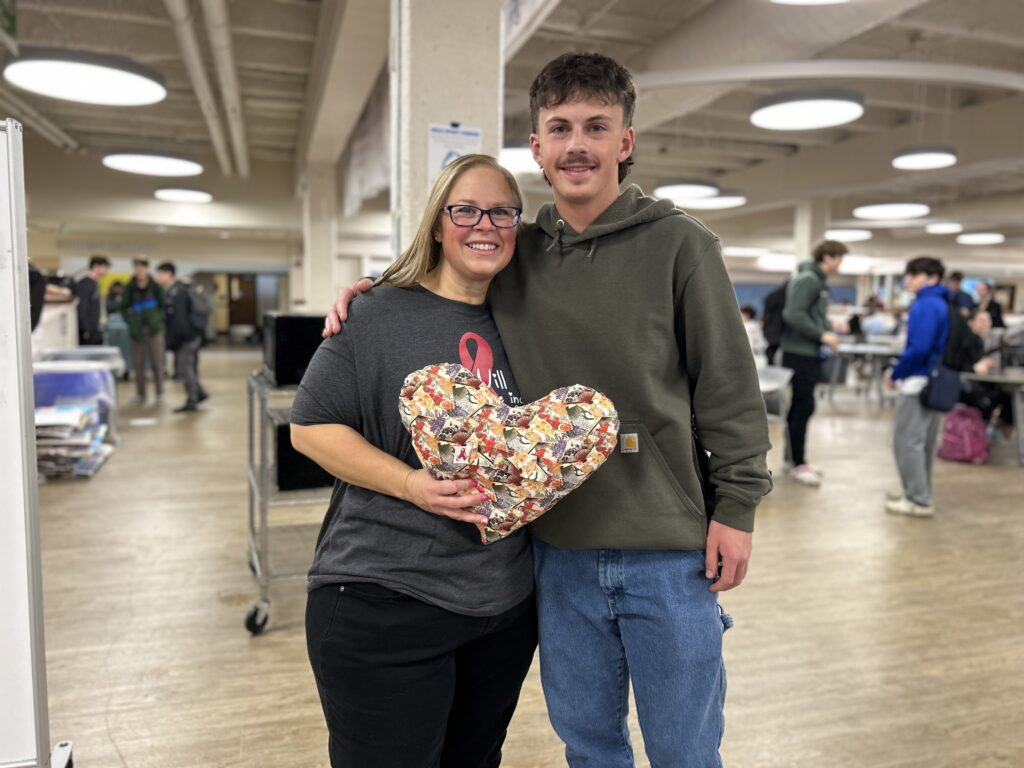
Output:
(34, 404), (114, 478)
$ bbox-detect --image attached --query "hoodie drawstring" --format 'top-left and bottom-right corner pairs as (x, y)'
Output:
(545, 218), (565, 253)
(585, 238), (596, 260)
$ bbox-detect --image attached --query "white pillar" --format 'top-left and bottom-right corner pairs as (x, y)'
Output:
(793, 198), (830, 264)
(390, 0), (504, 252)
(300, 163), (337, 313)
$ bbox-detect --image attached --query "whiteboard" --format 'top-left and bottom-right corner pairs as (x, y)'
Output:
(0, 119), (50, 767)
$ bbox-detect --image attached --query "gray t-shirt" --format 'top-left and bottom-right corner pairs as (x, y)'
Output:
(291, 284), (532, 616)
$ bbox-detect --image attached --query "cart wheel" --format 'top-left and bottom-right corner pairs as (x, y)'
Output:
(245, 601), (269, 635)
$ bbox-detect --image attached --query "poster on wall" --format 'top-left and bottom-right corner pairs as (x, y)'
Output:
(426, 123), (482, 192)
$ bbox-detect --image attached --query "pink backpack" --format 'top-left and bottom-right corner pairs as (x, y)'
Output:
(938, 405), (989, 464)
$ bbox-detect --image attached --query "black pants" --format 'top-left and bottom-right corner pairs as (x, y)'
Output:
(783, 351), (821, 466)
(306, 583), (538, 768)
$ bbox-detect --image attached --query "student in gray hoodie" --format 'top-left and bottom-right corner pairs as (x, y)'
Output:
(326, 53), (772, 767)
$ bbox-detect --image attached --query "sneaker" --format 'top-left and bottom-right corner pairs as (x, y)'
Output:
(197, 390), (210, 404)
(173, 402), (198, 413)
(790, 464), (821, 486)
(884, 496), (935, 517)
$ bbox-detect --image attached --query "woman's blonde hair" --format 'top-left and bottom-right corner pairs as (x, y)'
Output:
(377, 154), (523, 288)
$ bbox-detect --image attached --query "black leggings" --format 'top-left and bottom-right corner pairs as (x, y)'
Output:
(783, 352), (822, 466)
(306, 583), (537, 768)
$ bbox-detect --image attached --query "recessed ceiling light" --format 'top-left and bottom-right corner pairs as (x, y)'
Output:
(102, 152), (203, 177)
(654, 181), (720, 200)
(679, 193), (747, 210)
(825, 228), (873, 242)
(852, 203), (930, 220)
(771, 0), (849, 4)
(154, 188), (213, 204)
(957, 232), (1005, 245)
(498, 147), (540, 175)
(892, 146), (958, 171)
(722, 245), (770, 257)
(925, 222), (963, 235)
(750, 89), (864, 131)
(3, 47), (166, 106)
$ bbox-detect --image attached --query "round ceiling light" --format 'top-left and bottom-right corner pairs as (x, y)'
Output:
(852, 202), (930, 220)
(892, 146), (958, 171)
(679, 193), (747, 210)
(154, 188), (213, 204)
(498, 147), (540, 175)
(654, 181), (720, 200)
(3, 47), (166, 106)
(956, 232), (1005, 246)
(750, 88), (864, 131)
(925, 222), (963, 235)
(825, 228), (873, 242)
(103, 151), (203, 177)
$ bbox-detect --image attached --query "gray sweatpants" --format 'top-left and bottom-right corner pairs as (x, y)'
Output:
(175, 337), (203, 405)
(131, 327), (165, 399)
(893, 393), (943, 506)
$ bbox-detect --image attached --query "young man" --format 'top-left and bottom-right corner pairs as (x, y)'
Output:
(121, 258), (166, 404)
(780, 240), (846, 486)
(155, 262), (208, 413)
(72, 254), (110, 345)
(884, 257), (950, 517)
(327, 52), (772, 766)
(946, 271), (976, 316)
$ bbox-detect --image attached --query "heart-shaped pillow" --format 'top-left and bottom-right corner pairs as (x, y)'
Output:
(400, 363), (619, 543)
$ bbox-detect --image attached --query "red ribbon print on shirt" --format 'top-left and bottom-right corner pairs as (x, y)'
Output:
(459, 332), (493, 381)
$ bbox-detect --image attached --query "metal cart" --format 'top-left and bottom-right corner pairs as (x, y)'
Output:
(245, 370), (332, 634)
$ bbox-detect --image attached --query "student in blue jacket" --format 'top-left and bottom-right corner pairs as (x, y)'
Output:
(884, 257), (950, 517)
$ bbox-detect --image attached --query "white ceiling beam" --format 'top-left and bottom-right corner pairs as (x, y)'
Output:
(0, 89), (78, 150)
(889, 17), (1024, 53)
(631, 0), (933, 134)
(296, 0), (388, 168)
(504, 0), (563, 62)
(163, 0), (234, 176)
(201, 0), (250, 177)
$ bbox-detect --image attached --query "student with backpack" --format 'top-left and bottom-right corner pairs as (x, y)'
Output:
(156, 261), (210, 413)
(884, 256), (956, 517)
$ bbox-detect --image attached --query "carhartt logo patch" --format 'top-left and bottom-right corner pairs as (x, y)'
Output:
(621, 433), (639, 453)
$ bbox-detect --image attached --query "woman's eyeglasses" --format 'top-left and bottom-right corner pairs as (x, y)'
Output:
(443, 205), (522, 229)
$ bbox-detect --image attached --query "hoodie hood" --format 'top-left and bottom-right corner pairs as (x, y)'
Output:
(796, 260), (826, 281)
(536, 185), (684, 258)
(916, 283), (950, 301)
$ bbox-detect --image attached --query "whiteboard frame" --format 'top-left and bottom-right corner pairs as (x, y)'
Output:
(0, 119), (51, 768)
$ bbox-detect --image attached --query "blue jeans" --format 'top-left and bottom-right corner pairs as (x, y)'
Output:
(534, 539), (730, 768)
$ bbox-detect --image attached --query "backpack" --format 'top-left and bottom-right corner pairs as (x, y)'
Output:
(761, 279), (790, 346)
(187, 286), (213, 334)
(919, 299), (977, 412)
(937, 405), (989, 464)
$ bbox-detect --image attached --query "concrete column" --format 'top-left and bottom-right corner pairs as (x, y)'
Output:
(793, 198), (830, 264)
(390, 0), (503, 252)
(300, 163), (337, 313)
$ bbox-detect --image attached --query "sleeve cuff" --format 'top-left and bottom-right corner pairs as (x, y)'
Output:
(710, 496), (756, 533)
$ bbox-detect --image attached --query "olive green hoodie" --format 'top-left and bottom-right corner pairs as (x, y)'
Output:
(780, 260), (829, 357)
(489, 185), (772, 550)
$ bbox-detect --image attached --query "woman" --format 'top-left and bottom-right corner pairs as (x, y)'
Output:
(290, 154), (536, 768)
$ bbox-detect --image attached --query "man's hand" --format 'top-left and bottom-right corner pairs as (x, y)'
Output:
(402, 469), (490, 525)
(705, 520), (752, 593)
(323, 278), (374, 338)
(820, 330), (841, 350)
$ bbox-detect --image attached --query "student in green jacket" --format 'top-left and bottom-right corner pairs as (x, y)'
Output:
(326, 53), (772, 767)
(121, 258), (166, 404)
(780, 241), (846, 486)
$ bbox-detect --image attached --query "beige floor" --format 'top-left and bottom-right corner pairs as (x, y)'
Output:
(38, 349), (1024, 768)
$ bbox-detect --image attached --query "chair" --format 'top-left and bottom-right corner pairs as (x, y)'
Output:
(758, 365), (793, 421)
